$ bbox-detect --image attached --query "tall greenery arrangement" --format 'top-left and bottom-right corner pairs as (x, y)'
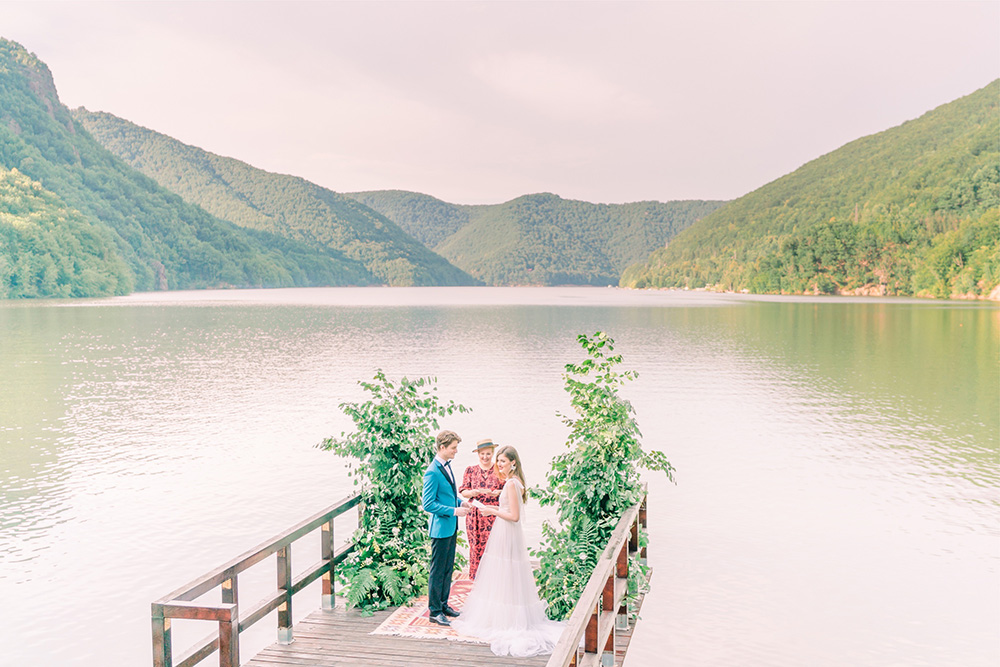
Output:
(532, 332), (674, 620)
(318, 371), (468, 614)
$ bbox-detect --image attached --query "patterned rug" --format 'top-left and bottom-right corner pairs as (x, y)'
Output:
(370, 572), (487, 644)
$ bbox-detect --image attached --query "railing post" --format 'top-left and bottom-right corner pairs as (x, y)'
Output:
(601, 570), (615, 612)
(638, 494), (648, 565)
(603, 632), (615, 667)
(584, 599), (599, 656)
(321, 519), (335, 610)
(602, 572), (616, 667)
(151, 609), (172, 667)
(616, 542), (629, 631)
(221, 576), (237, 606)
(219, 611), (239, 667)
(277, 545), (293, 645)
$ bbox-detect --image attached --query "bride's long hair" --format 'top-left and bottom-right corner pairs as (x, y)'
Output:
(495, 445), (528, 502)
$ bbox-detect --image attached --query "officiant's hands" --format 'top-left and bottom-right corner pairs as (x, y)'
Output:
(455, 506), (469, 517)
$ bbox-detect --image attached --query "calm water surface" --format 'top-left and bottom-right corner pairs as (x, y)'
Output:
(1, 287), (997, 666)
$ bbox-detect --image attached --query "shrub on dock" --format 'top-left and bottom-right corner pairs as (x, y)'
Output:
(532, 332), (674, 620)
(319, 371), (469, 614)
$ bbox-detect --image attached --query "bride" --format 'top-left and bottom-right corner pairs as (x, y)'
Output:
(452, 445), (564, 657)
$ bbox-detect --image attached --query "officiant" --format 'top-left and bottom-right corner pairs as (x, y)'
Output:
(459, 438), (504, 579)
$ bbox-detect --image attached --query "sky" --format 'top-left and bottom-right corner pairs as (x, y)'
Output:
(0, 1), (997, 205)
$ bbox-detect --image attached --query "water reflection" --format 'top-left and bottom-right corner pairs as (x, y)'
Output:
(0, 289), (996, 666)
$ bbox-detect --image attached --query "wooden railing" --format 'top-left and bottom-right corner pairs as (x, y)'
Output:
(151, 492), (362, 667)
(546, 492), (648, 667)
(151, 489), (649, 667)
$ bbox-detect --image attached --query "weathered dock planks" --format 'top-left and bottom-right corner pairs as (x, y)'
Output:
(244, 586), (649, 667)
(244, 602), (547, 666)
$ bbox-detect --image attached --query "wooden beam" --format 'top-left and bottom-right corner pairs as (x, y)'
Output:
(152, 602), (236, 622)
(277, 545), (293, 644)
(321, 520), (334, 609)
(218, 617), (239, 667)
(151, 613), (172, 667)
(155, 493), (361, 604)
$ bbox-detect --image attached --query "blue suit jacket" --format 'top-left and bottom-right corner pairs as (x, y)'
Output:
(422, 459), (460, 539)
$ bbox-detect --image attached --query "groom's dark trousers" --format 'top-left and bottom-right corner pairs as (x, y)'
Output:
(428, 533), (457, 615)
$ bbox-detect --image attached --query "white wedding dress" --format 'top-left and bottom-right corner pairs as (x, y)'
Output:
(453, 478), (564, 657)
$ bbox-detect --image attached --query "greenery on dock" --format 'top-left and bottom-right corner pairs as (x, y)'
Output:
(318, 333), (672, 620)
(318, 371), (469, 614)
(531, 332), (674, 620)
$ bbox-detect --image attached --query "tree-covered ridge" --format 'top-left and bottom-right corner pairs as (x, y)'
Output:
(0, 38), (371, 297)
(346, 190), (475, 249)
(0, 166), (132, 297)
(622, 80), (1000, 298)
(345, 190), (725, 286)
(74, 110), (476, 287)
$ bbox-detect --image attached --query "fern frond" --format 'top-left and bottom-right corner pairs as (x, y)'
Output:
(346, 567), (377, 608)
(377, 563), (404, 603)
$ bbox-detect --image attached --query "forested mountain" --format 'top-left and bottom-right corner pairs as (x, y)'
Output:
(621, 80), (1000, 298)
(346, 190), (724, 285)
(74, 110), (475, 287)
(0, 38), (373, 298)
(0, 165), (133, 297)
(345, 190), (476, 249)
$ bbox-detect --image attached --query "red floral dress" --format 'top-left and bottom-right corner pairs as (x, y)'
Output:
(459, 464), (504, 579)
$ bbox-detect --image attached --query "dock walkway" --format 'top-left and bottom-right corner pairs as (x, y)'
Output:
(245, 595), (644, 667)
(245, 602), (547, 667)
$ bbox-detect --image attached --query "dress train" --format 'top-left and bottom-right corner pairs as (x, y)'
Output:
(452, 478), (564, 657)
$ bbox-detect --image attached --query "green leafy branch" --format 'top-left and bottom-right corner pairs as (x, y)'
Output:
(318, 370), (469, 614)
(532, 332), (674, 620)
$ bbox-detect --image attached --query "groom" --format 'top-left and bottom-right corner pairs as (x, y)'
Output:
(422, 429), (470, 626)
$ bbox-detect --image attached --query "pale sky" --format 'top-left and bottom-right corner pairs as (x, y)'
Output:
(1, 1), (997, 205)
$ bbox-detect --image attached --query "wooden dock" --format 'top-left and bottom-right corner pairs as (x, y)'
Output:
(245, 602), (547, 666)
(245, 588), (648, 667)
(152, 492), (649, 667)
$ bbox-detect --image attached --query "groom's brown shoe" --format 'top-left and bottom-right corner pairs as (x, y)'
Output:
(442, 606), (461, 618)
(428, 612), (451, 626)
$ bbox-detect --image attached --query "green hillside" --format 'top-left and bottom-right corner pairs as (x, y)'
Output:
(346, 190), (724, 286)
(345, 190), (475, 249)
(0, 38), (371, 298)
(622, 81), (1000, 298)
(74, 111), (475, 287)
(0, 166), (132, 297)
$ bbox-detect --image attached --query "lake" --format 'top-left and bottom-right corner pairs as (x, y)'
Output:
(1, 287), (997, 666)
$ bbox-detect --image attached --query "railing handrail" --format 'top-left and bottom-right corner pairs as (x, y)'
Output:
(156, 492), (362, 604)
(152, 491), (363, 667)
(546, 491), (648, 667)
(152, 489), (649, 667)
